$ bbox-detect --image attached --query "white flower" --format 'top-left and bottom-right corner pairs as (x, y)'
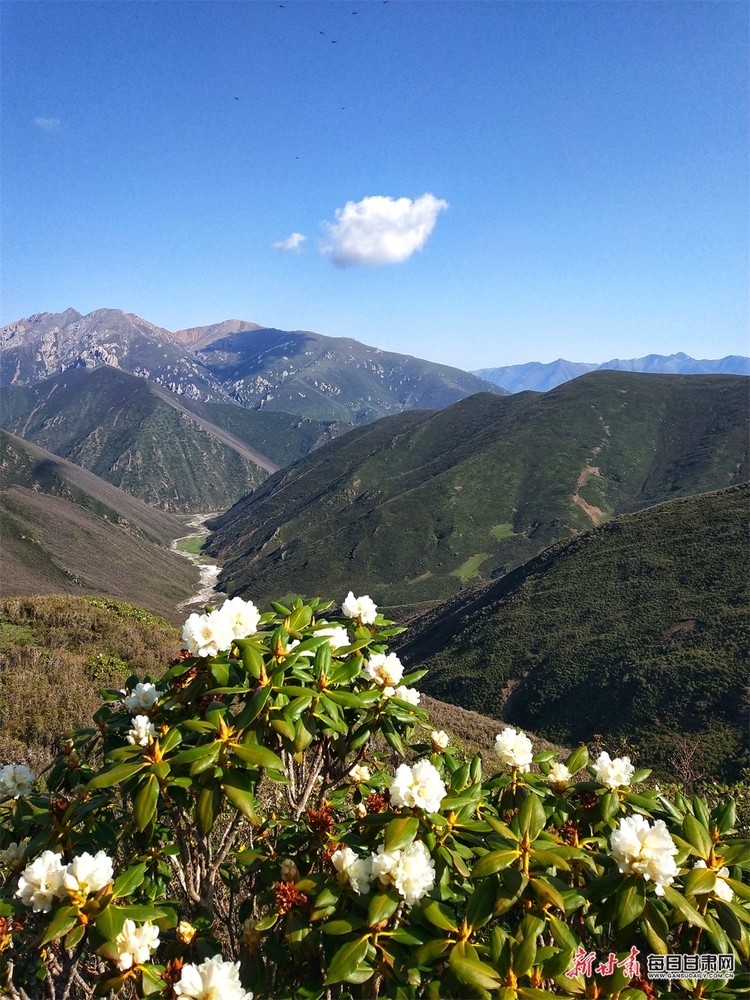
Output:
(114, 918), (160, 970)
(315, 624), (350, 651)
(63, 850), (114, 897)
(0, 763), (35, 799)
(390, 759), (446, 813)
(182, 609), (235, 658)
(694, 860), (734, 902)
(431, 730), (450, 751)
(393, 685), (420, 705)
(123, 682), (162, 714)
(127, 715), (156, 747)
(355, 802), (368, 818)
(594, 751), (635, 790)
(0, 842), (26, 870)
(342, 592), (378, 624)
(365, 652), (404, 688)
(371, 841), (435, 906)
(331, 846), (372, 895)
(16, 850), (66, 912)
(174, 954), (253, 1000)
(280, 859), (299, 883)
(610, 814), (679, 895)
(494, 728), (534, 772)
(348, 764), (372, 784)
(547, 762), (571, 788)
(220, 597), (261, 640)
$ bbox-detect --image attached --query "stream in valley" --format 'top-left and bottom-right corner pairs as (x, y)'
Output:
(171, 513), (224, 611)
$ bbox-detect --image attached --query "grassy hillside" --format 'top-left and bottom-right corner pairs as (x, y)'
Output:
(0, 596), (182, 767)
(0, 430), (199, 621)
(206, 372), (748, 608)
(396, 485), (749, 782)
(0, 367), (274, 512)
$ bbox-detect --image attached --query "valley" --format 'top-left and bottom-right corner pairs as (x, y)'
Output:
(1, 306), (748, 782)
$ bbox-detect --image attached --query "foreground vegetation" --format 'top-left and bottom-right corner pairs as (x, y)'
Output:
(0, 594), (748, 999)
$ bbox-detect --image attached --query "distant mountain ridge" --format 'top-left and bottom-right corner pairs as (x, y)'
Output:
(1, 308), (507, 424)
(475, 352), (750, 393)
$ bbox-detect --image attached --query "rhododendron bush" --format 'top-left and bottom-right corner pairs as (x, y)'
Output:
(0, 595), (748, 999)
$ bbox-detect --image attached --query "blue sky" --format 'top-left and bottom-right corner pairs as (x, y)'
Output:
(3, 1), (747, 369)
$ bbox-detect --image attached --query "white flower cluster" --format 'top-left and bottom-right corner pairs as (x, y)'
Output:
(547, 762), (572, 788)
(610, 815), (679, 895)
(342, 592), (378, 624)
(16, 849), (114, 912)
(365, 652), (404, 688)
(331, 841), (436, 906)
(0, 763), (34, 800)
(332, 846), (373, 896)
(174, 954), (253, 999)
(182, 598), (261, 657)
(390, 760), (446, 813)
(127, 715), (156, 747)
(124, 682), (161, 714)
(431, 730), (450, 751)
(392, 685), (421, 705)
(694, 860), (734, 902)
(315, 624), (350, 651)
(495, 727), (534, 772)
(348, 764), (372, 784)
(594, 751), (635, 789)
(371, 841), (436, 906)
(114, 918), (160, 970)
(0, 841), (26, 870)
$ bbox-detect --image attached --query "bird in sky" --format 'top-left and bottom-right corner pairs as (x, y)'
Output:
(234, 97), (240, 101)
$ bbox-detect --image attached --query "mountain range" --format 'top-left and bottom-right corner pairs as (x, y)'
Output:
(1, 308), (506, 424)
(205, 371), (749, 608)
(475, 352), (750, 394)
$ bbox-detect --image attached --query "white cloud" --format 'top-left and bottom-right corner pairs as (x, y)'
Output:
(272, 232), (306, 252)
(320, 193), (448, 267)
(34, 117), (62, 131)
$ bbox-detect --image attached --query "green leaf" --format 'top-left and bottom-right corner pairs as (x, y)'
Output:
(160, 728), (182, 754)
(324, 690), (366, 709)
(565, 746), (588, 774)
(323, 917), (366, 935)
(140, 964), (166, 996)
(41, 905), (79, 945)
(683, 813), (712, 858)
(615, 877), (646, 928)
(600, 791), (620, 821)
(111, 862), (148, 900)
(87, 760), (148, 789)
(511, 934), (536, 976)
(367, 891), (400, 928)
(682, 867), (716, 897)
(95, 904), (127, 941)
(223, 771), (257, 821)
(547, 913), (578, 950)
(713, 899), (743, 941)
(724, 876), (750, 901)
(134, 773), (159, 832)
(64, 923), (86, 950)
(171, 741), (222, 766)
(196, 783), (222, 835)
(485, 815), (520, 841)
(286, 605), (312, 631)
(449, 950), (502, 990)
(421, 899), (459, 932)
(113, 904), (168, 922)
(231, 742), (284, 770)
(661, 884), (710, 929)
(324, 934), (371, 985)
(466, 874), (499, 930)
(472, 849), (520, 878)
(529, 848), (570, 871)
(233, 684), (271, 727)
(529, 876), (566, 911)
(384, 816), (419, 852)
(190, 743), (222, 776)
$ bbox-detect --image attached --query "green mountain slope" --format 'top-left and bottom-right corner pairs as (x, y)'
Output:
(0, 430), (199, 622)
(395, 485), (750, 781)
(206, 372), (748, 607)
(0, 367), (277, 512)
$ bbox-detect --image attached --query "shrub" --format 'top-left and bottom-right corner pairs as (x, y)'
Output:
(0, 595), (748, 999)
